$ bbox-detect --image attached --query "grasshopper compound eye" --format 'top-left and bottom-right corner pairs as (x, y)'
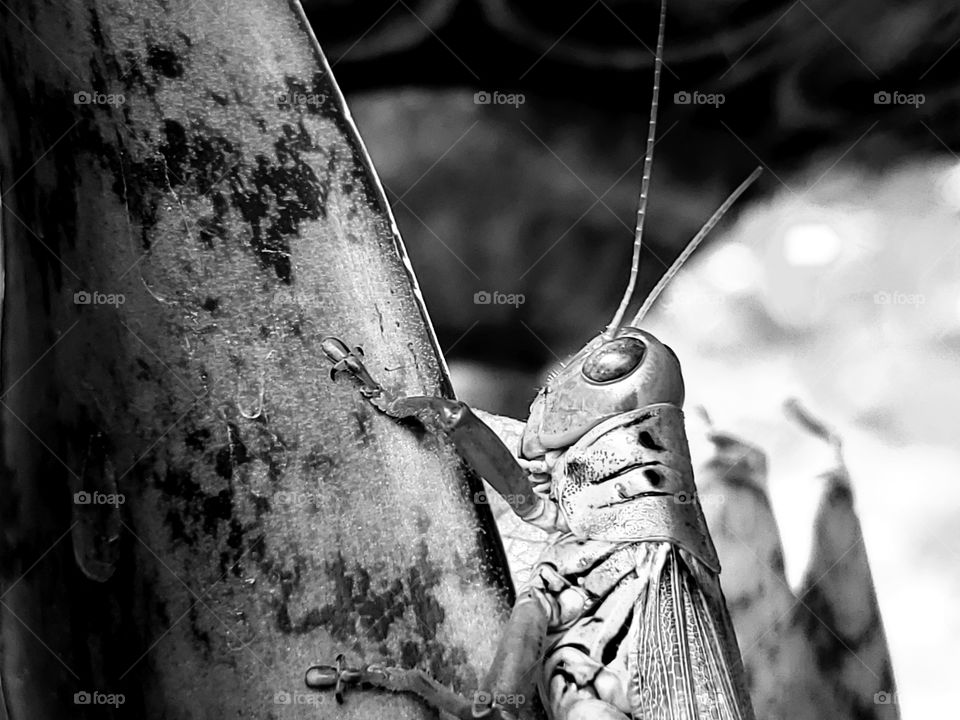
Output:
(582, 337), (646, 384)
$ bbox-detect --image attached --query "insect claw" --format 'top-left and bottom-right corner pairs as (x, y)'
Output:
(320, 336), (351, 363)
(334, 654), (347, 700)
(330, 360), (346, 381)
(321, 336), (388, 397)
(304, 663), (339, 688)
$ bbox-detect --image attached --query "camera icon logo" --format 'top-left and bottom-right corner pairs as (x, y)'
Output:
(873, 691), (892, 704)
(474, 290), (492, 304)
(74, 691), (92, 704)
(74, 290), (92, 305)
(473, 690), (493, 707)
(874, 91), (891, 105)
(74, 491), (92, 505)
(274, 691), (292, 704)
(674, 91), (691, 104)
(474, 91), (492, 105)
(74, 91), (92, 105)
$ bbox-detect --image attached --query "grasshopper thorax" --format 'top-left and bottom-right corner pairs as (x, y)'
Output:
(520, 327), (684, 459)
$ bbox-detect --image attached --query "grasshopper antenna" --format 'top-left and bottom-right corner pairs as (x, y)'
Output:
(631, 166), (762, 325)
(604, 0), (667, 339)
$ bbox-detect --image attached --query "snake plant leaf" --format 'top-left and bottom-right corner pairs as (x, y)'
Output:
(0, 1), (517, 717)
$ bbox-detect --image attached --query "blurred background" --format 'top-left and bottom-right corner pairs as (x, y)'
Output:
(303, 1), (960, 716)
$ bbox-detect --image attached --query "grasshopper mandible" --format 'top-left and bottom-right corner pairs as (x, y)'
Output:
(307, 2), (761, 717)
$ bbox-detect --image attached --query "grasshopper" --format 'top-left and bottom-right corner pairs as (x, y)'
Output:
(307, 2), (761, 717)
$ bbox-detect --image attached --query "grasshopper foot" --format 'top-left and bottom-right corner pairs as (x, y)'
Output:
(304, 654), (389, 704)
(321, 337), (386, 399)
(320, 336), (442, 423)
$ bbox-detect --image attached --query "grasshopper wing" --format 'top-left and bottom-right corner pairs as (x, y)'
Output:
(627, 543), (755, 720)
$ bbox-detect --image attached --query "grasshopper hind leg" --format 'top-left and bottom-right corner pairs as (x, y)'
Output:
(560, 699), (628, 720)
(305, 657), (485, 719)
(305, 586), (555, 719)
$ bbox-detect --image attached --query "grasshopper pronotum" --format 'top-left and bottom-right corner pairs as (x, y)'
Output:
(307, 1), (761, 717)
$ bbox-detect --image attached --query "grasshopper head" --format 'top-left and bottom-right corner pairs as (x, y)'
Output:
(515, 0), (759, 461)
(520, 327), (684, 458)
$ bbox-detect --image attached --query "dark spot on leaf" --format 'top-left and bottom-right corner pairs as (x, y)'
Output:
(351, 408), (372, 444)
(825, 478), (854, 505)
(401, 640), (420, 668)
(228, 123), (329, 283)
(306, 542), (468, 687)
(185, 427), (211, 452)
(201, 489), (233, 535)
(215, 422), (250, 479)
(220, 518), (246, 576)
(155, 465), (242, 545)
(134, 357), (152, 381)
(159, 118), (190, 181)
(251, 495), (271, 517)
(146, 43), (184, 78)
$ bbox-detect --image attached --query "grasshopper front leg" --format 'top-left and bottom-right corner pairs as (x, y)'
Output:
(321, 337), (564, 532)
